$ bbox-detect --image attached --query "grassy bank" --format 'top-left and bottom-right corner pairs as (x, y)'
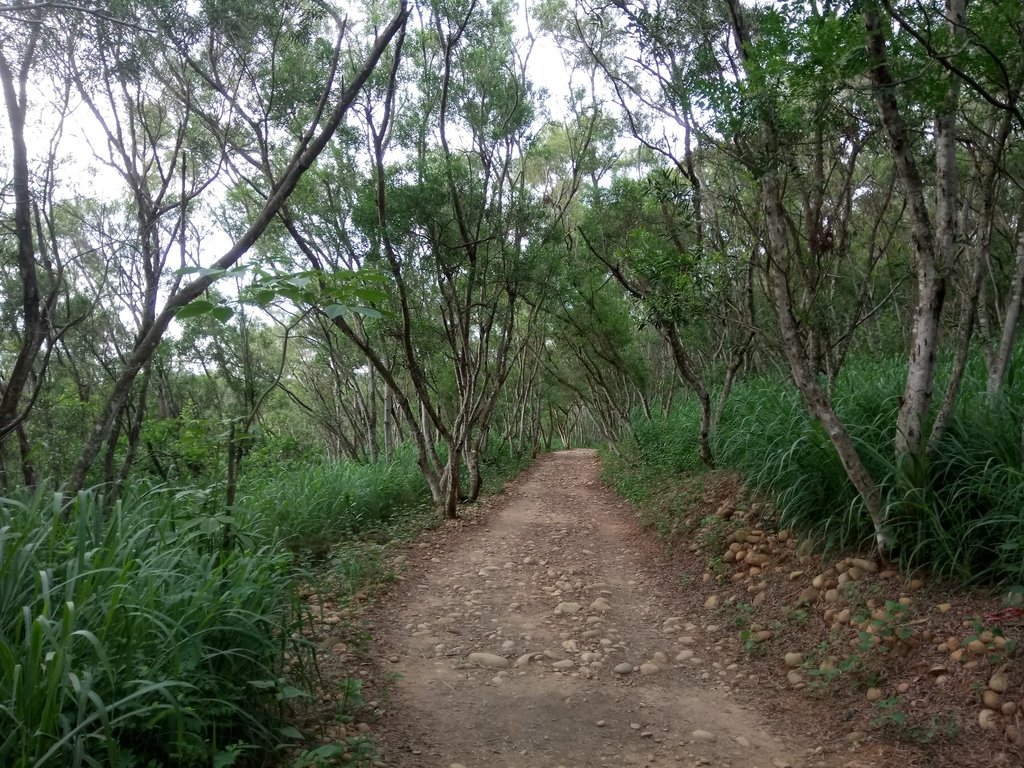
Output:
(605, 355), (1024, 585)
(1, 440), (534, 767)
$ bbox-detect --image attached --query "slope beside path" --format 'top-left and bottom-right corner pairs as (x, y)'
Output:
(364, 449), (884, 768)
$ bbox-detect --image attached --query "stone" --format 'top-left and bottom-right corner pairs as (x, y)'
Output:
(704, 595), (718, 609)
(968, 639), (988, 655)
(865, 687), (882, 702)
(983, 690), (1002, 710)
(468, 652), (509, 668)
(734, 735), (751, 748)
(850, 557), (878, 573)
(989, 671), (1009, 693)
(614, 662), (634, 675)
(555, 602), (581, 615)
(784, 652), (804, 668)
(786, 669), (805, 686)
(691, 730), (716, 742)
(979, 708), (999, 730)
(596, 720), (606, 727)
(676, 650), (694, 662)
(639, 663), (660, 676)
(552, 659), (576, 671)
(795, 587), (819, 605)
(514, 652), (538, 667)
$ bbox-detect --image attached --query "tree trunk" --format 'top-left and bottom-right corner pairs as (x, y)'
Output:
(726, 0), (888, 553)
(664, 325), (714, 467)
(866, 3), (961, 467)
(0, 28), (49, 448)
(383, 385), (394, 462)
(931, 110), (1011, 447)
(988, 222), (1024, 396)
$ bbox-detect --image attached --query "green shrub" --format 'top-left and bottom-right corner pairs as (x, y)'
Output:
(0, 486), (304, 768)
(236, 445), (431, 547)
(613, 352), (1024, 585)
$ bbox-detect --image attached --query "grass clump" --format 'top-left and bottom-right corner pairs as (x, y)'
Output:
(611, 353), (1024, 585)
(236, 446), (432, 548)
(0, 486), (307, 768)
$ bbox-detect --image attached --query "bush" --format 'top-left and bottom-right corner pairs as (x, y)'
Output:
(0, 486), (305, 768)
(613, 354), (1024, 585)
(236, 445), (431, 548)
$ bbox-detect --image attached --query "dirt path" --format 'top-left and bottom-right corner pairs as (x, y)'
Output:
(370, 450), (864, 768)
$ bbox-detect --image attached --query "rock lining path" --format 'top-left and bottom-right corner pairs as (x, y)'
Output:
(372, 450), (852, 768)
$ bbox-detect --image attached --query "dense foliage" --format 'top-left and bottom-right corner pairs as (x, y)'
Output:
(3, 0), (1024, 763)
(610, 351), (1024, 585)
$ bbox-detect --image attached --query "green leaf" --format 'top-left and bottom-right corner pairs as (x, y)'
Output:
(278, 725), (304, 740)
(308, 745), (344, 758)
(176, 300), (217, 319)
(210, 306), (235, 323)
(252, 289), (276, 307)
(324, 304), (350, 320)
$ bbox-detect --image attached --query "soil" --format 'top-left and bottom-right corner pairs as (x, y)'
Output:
(307, 449), (1022, 768)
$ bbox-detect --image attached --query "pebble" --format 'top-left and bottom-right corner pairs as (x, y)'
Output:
(468, 652), (509, 668)
(691, 729), (716, 742)
(614, 662), (634, 675)
(990, 671), (1009, 693)
(639, 662), (660, 675)
(734, 735), (751, 748)
(552, 659), (575, 670)
(555, 601), (581, 615)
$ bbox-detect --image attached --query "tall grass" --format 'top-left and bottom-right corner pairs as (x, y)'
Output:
(0, 441), (533, 766)
(612, 353), (1024, 585)
(237, 446), (432, 548)
(0, 486), (305, 768)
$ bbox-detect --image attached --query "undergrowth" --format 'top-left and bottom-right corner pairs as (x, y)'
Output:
(1, 440), (533, 766)
(606, 353), (1024, 585)
(0, 486), (306, 768)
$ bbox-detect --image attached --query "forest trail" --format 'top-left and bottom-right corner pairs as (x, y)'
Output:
(370, 450), (863, 768)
